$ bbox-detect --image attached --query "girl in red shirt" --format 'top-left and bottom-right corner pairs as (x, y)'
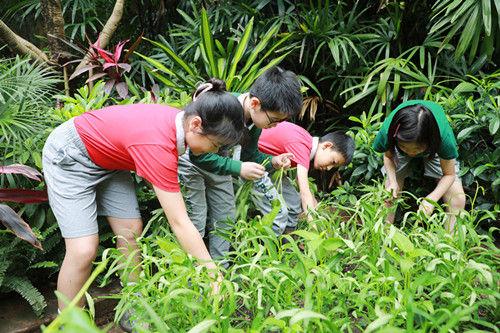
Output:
(42, 79), (243, 312)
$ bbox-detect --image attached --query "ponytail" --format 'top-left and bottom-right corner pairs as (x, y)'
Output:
(184, 79), (244, 147)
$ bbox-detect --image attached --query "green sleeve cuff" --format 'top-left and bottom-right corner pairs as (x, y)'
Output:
(227, 159), (242, 177)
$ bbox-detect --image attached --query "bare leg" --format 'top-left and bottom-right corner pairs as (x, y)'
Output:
(442, 178), (466, 232)
(386, 177), (405, 224)
(107, 217), (143, 283)
(57, 234), (99, 310)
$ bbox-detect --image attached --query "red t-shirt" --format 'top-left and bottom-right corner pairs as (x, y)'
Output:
(258, 122), (313, 169)
(74, 104), (183, 192)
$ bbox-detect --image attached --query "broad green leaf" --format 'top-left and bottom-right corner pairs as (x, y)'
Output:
(200, 9), (218, 77)
(453, 82), (477, 93)
(275, 309), (300, 319)
(135, 53), (174, 76)
(392, 230), (415, 253)
(408, 248), (434, 258)
(426, 258), (444, 271)
(467, 259), (493, 285)
(343, 84), (377, 108)
(145, 38), (196, 76)
(457, 125), (480, 141)
(187, 319), (217, 333)
(364, 313), (392, 333)
(482, 0), (492, 35)
(455, 7), (479, 58)
(226, 17), (254, 89)
(377, 327), (404, 333)
(293, 230), (320, 241)
(489, 116), (499, 134)
(289, 310), (327, 325)
(321, 238), (344, 251)
(400, 258), (414, 274)
(239, 24), (282, 75)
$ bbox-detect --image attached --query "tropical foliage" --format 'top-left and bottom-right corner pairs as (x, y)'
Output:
(0, 0), (498, 328)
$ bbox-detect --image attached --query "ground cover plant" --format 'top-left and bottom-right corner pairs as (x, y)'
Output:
(47, 180), (499, 332)
(0, 0), (498, 330)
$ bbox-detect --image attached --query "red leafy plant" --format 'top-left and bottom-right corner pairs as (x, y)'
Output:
(0, 164), (46, 250)
(68, 35), (142, 99)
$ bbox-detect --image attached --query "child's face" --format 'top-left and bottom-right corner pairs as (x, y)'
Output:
(248, 97), (288, 129)
(397, 141), (427, 157)
(313, 142), (346, 171)
(184, 116), (223, 155)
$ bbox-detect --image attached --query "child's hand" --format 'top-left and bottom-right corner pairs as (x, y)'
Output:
(210, 271), (224, 296)
(418, 199), (434, 216)
(240, 162), (265, 180)
(272, 153), (294, 169)
(385, 180), (400, 198)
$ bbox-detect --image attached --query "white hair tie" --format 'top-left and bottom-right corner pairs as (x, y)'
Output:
(193, 83), (214, 101)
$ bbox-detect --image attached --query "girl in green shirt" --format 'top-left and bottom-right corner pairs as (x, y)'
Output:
(373, 100), (465, 231)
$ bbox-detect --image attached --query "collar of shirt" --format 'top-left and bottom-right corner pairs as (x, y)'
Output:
(310, 137), (319, 161)
(175, 111), (186, 156)
(238, 92), (254, 129)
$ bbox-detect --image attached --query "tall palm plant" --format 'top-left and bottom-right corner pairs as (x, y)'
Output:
(429, 0), (500, 62)
(0, 57), (60, 164)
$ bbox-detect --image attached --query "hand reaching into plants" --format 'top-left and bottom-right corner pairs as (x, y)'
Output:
(271, 153), (294, 169)
(418, 198), (435, 216)
(199, 261), (223, 295)
(385, 179), (400, 198)
(210, 271), (224, 296)
(240, 162), (266, 180)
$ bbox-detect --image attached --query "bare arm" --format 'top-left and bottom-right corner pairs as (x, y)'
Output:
(153, 186), (216, 269)
(383, 150), (399, 196)
(296, 165), (317, 215)
(426, 159), (456, 202)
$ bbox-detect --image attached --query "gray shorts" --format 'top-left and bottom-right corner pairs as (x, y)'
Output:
(42, 119), (141, 238)
(382, 149), (461, 180)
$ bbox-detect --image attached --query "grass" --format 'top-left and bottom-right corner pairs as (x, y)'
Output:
(47, 181), (499, 332)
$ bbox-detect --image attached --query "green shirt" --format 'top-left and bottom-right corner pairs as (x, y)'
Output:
(189, 93), (273, 177)
(372, 100), (458, 160)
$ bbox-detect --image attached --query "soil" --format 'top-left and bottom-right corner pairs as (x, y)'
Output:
(0, 280), (124, 333)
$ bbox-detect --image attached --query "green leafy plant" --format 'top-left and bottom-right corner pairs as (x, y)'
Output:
(429, 0), (500, 62)
(0, 164), (57, 317)
(440, 70), (500, 208)
(95, 181), (499, 332)
(345, 111), (384, 183)
(137, 8), (294, 93)
(0, 57), (60, 162)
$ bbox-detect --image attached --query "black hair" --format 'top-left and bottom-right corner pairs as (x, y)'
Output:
(387, 104), (441, 158)
(249, 66), (302, 118)
(184, 78), (244, 146)
(319, 130), (355, 165)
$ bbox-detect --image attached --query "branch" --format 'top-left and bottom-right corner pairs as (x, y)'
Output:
(0, 20), (50, 63)
(73, 0), (125, 72)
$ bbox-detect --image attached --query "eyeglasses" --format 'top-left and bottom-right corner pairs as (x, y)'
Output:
(264, 111), (287, 125)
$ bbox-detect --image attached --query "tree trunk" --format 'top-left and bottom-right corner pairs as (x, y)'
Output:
(40, 0), (67, 64)
(0, 20), (50, 63)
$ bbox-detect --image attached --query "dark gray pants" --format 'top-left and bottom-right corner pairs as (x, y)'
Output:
(178, 152), (235, 262)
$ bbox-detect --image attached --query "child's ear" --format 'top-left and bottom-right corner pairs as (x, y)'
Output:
(188, 116), (203, 132)
(321, 141), (333, 150)
(249, 97), (261, 110)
